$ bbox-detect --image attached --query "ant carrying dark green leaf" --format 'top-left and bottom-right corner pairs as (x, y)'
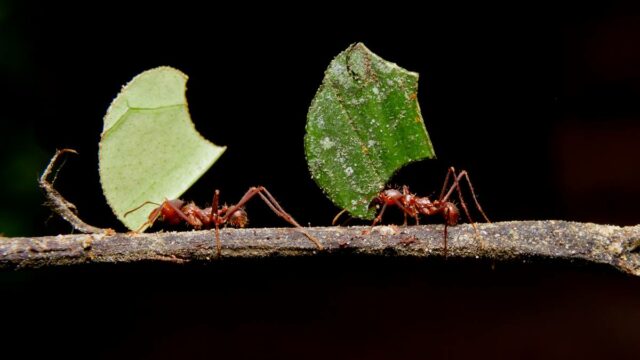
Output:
(371, 167), (490, 255)
(335, 167), (490, 255)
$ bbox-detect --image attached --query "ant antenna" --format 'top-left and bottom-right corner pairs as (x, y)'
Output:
(124, 201), (161, 218)
(125, 200), (164, 233)
(332, 209), (349, 226)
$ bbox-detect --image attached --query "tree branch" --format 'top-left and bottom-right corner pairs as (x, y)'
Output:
(1, 221), (639, 275)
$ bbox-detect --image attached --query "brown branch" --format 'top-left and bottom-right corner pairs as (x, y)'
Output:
(1, 221), (639, 276)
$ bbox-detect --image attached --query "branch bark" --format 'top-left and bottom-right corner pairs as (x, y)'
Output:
(1, 221), (640, 275)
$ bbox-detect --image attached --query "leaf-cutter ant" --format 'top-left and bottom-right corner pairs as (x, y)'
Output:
(125, 186), (323, 256)
(350, 167), (490, 255)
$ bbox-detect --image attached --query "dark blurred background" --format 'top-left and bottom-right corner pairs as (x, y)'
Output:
(1, 1), (640, 359)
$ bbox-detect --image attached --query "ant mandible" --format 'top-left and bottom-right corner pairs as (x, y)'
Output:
(125, 186), (323, 256)
(369, 167), (490, 255)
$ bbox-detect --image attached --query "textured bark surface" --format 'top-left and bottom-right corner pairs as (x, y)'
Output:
(1, 221), (639, 276)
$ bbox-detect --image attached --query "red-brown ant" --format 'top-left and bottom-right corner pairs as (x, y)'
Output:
(364, 167), (490, 255)
(125, 186), (323, 256)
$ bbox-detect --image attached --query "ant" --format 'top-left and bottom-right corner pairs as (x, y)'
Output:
(368, 167), (490, 255)
(125, 186), (323, 256)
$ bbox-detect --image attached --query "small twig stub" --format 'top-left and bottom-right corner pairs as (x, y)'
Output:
(39, 149), (113, 235)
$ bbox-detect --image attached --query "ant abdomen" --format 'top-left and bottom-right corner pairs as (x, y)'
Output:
(442, 202), (460, 226)
(228, 208), (248, 228)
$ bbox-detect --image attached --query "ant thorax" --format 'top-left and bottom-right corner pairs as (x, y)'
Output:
(414, 197), (432, 208)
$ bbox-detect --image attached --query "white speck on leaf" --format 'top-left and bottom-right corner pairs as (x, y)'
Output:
(330, 62), (346, 77)
(345, 167), (354, 176)
(320, 137), (335, 150)
(351, 97), (365, 105)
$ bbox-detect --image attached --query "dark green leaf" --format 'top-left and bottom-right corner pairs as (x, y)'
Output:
(305, 43), (435, 219)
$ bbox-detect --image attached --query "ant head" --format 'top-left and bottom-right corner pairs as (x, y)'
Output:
(228, 208), (248, 228)
(377, 189), (403, 205)
(161, 199), (187, 225)
(442, 201), (459, 226)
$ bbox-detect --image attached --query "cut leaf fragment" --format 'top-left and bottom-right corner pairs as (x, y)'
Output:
(99, 66), (225, 231)
(305, 43), (435, 219)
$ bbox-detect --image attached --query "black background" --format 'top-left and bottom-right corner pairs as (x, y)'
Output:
(1, 1), (640, 359)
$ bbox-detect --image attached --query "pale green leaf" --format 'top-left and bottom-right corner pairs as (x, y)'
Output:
(305, 43), (435, 219)
(99, 66), (226, 231)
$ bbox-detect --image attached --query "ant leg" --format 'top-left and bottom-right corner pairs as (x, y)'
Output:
(214, 222), (221, 257)
(372, 199), (414, 226)
(124, 200), (163, 233)
(258, 187), (304, 227)
(441, 167), (490, 223)
(223, 187), (324, 250)
(439, 167), (458, 202)
(393, 199), (418, 226)
(442, 167), (476, 230)
(132, 207), (163, 233)
(164, 200), (196, 225)
(371, 203), (389, 226)
(439, 167), (453, 201)
(441, 167), (490, 250)
(223, 187), (298, 226)
(458, 170), (490, 223)
(210, 190), (220, 224)
(440, 167), (481, 252)
(401, 187), (409, 226)
(148, 199), (203, 230)
(255, 188), (324, 250)
(401, 185), (418, 225)
(210, 190), (221, 257)
(443, 221), (449, 257)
